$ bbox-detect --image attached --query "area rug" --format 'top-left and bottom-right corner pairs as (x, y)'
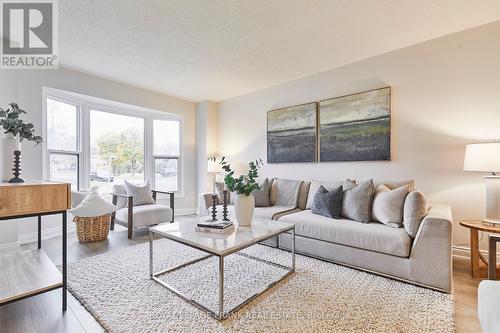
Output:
(67, 239), (455, 333)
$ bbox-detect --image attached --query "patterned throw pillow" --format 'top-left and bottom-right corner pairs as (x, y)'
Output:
(124, 180), (155, 206)
(311, 185), (344, 218)
(341, 179), (375, 223)
(252, 178), (272, 207)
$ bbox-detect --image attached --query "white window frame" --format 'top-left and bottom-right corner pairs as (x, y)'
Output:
(42, 87), (185, 198)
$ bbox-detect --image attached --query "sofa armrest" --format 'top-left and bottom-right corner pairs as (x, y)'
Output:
(410, 204), (453, 292)
(199, 193), (218, 216)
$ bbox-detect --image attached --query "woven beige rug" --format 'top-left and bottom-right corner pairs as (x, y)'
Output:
(67, 239), (455, 333)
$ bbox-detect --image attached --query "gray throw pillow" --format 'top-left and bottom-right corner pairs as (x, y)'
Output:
(403, 191), (429, 238)
(252, 178), (272, 207)
(341, 179), (375, 223)
(124, 180), (155, 206)
(311, 185), (343, 219)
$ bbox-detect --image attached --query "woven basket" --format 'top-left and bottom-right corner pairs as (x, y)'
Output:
(73, 214), (111, 243)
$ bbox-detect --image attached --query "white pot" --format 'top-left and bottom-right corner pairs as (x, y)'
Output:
(234, 193), (254, 227)
(1, 134), (21, 181)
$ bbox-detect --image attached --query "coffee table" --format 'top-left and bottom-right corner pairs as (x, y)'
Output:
(148, 219), (295, 320)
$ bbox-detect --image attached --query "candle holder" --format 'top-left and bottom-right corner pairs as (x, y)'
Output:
(222, 190), (230, 221)
(208, 194), (218, 221)
(8, 150), (25, 183)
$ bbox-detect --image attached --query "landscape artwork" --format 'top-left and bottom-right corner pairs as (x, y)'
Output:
(319, 87), (391, 162)
(267, 102), (317, 163)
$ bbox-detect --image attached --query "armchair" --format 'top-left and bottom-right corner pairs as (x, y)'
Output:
(110, 184), (174, 239)
(478, 234), (500, 333)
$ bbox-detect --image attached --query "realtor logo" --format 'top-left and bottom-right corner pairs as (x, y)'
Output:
(1, 0), (58, 69)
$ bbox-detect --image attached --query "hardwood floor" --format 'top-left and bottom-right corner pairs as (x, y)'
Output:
(0, 220), (485, 332)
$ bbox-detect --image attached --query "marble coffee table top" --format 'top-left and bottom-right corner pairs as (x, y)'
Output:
(150, 218), (294, 256)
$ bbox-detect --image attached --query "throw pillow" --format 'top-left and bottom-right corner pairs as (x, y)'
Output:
(69, 191), (118, 217)
(341, 179), (375, 223)
(252, 178), (272, 207)
(124, 180), (155, 206)
(306, 179), (356, 209)
(270, 178), (302, 206)
(371, 184), (409, 227)
(403, 191), (429, 238)
(311, 185), (344, 218)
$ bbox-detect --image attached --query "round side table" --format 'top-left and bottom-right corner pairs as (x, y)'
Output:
(459, 220), (500, 278)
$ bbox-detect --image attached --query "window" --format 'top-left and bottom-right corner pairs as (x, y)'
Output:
(90, 110), (144, 194)
(43, 89), (183, 195)
(46, 98), (79, 190)
(153, 119), (180, 191)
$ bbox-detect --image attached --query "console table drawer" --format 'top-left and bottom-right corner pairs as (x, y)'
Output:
(0, 182), (71, 218)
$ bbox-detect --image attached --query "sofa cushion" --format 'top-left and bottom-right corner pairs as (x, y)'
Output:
(403, 191), (429, 238)
(311, 185), (343, 219)
(278, 210), (412, 257)
(297, 181), (311, 210)
(373, 180), (416, 192)
(115, 203), (172, 227)
(341, 179), (374, 223)
(306, 179), (356, 209)
(371, 184), (409, 227)
(270, 178), (302, 206)
(252, 178), (272, 207)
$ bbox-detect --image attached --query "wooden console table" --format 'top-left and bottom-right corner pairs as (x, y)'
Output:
(0, 181), (71, 311)
(459, 220), (500, 278)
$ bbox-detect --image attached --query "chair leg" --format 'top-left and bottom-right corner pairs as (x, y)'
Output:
(110, 215), (115, 230)
(128, 226), (133, 239)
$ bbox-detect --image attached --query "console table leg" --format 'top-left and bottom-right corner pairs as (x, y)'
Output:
(489, 237), (497, 280)
(62, 211), (67, 311)
(219, 256), (224, 319)
(37, 215), (41, 249)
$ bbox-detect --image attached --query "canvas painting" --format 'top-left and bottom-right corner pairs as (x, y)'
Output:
(319, 87), (391, 162)
(267, 102), (317, 163)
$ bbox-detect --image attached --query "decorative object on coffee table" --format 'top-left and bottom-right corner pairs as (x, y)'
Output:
(0, 103), (43, 182)
(219, 156), (263, 227)
(319, 87), (391, 162)
(209, 194), (218, 221)
(464, 142), (500, 225)
(222, 190), (230, 221)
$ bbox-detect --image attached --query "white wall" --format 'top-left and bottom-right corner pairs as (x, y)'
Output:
(217, 21), (500, 252)
(0, 67), (196, 248)
(195, 100), (218, 213)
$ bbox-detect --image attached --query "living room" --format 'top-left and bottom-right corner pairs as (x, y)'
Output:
(1, 1), (500, 332)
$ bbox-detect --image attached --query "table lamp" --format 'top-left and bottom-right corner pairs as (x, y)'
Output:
(464, 143), (500, 225)
(207, 157), (224, 194)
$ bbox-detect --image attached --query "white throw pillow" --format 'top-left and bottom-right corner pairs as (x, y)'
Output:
(69, 191), (118, 217)
(371, 184), (409, 227)
(124, 180), (155, 206)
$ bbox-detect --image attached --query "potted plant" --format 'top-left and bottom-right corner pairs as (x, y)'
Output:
(219, 156), (263, 227)
(0, 103), (43, 182)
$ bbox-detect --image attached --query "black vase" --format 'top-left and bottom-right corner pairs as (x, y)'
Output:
(8, 150), (25, 183)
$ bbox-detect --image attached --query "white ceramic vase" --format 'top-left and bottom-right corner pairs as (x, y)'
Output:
(1, 133), (21, 181)
(234, 193), (254, 227)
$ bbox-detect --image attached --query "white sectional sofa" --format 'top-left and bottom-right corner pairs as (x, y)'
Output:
(200, 178), (453, 293)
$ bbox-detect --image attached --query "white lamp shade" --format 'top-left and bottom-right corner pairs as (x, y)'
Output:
(207, 158), (224, 173)
(464, 143), (500, 172)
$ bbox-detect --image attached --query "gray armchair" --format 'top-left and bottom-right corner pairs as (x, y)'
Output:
(110, 184), (174, 239)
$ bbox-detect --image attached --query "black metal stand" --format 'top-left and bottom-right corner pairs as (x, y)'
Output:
(222, 190), (230, 221)
(8, 150), (24, 183)
(209, 195), (218, 221)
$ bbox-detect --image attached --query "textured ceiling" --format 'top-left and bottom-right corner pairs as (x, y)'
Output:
(59, 0), (500, 102)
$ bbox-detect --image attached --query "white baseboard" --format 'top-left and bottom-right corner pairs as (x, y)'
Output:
(453, 245), (500, 261)
(0, 241), (20, 254)
(18, 224), (76, 245)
